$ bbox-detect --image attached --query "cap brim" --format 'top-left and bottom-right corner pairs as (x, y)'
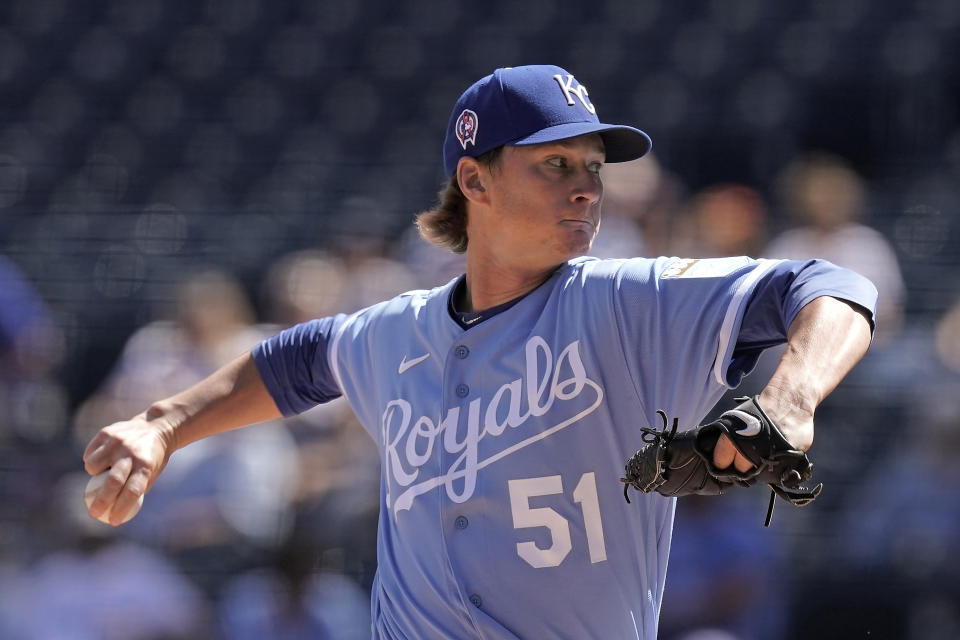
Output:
(512, 122), (652, 163)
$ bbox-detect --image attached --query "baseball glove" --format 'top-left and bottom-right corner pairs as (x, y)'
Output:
(620, 396), (822, 526)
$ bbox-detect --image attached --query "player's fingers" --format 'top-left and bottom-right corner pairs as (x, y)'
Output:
(82, 431), (103, 461)
(86, 458), (132, 520)
(82, 432), (111, 473)
(712, 434), (736, 469)
(109, 466), (149, 526)
(733, 452), (754, 474)
(83, 442), (114, 476)
(713, 436), (756, 473)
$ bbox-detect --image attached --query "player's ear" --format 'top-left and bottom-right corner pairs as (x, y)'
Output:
(457, 157), (489, 205)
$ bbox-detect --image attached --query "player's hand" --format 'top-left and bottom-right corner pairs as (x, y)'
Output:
(82, 412), (175, 526)
(713, 389), (815, 473)
(712, 434), (754, 473)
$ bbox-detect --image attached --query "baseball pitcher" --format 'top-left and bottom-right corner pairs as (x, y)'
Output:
(84, 65), (877, 639)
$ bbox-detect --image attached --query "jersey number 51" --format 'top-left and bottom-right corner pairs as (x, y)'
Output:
(508, 472), (607, 569)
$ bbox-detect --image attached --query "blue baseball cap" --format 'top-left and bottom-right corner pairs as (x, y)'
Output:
(442, 64), (652, 178)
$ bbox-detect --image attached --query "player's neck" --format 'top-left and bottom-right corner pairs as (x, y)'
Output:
(463, 255), (559, 312)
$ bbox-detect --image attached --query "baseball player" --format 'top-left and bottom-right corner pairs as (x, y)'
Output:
(84, 65), (877, 639)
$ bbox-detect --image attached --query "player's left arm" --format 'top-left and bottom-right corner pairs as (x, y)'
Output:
(714, 289), (874, 472)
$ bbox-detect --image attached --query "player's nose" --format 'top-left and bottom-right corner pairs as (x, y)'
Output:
(570, 167), (602, 205)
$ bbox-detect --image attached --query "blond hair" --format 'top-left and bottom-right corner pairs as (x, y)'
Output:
(414, 147), (503, 253)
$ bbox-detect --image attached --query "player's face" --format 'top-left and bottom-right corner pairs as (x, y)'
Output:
(480, 134), (605, 268)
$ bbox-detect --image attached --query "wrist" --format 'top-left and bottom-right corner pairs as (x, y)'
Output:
(757, 380), (817, 422)
(757, 381), (816, 451)
(142, 401), (185, 453)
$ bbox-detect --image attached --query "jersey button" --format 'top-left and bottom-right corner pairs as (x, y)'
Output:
(455, 383), (469, 398)
(454, 345), (470, 359)
(469, 594), (482, 608)
(454, 515), (468, 530)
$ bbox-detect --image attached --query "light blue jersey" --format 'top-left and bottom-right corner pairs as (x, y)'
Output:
(253, 255), (877, 639)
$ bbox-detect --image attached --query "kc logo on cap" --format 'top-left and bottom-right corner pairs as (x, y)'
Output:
(553, 74), (596, 114)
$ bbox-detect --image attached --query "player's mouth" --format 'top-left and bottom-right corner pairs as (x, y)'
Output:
(561, 218), (597, 230)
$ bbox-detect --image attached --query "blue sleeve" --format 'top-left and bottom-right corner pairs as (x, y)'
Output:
(729, 259), (878, 380)
(251, 317), (344, 417)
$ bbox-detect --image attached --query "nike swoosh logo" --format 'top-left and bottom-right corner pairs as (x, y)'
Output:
(726, 410), (762, 437)
(398, 353), (430, 374)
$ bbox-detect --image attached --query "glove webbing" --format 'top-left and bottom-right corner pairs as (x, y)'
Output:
(620, 410), (677, 503)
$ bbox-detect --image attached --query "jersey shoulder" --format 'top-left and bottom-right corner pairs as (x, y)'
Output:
(569, 255), (752, 286)
(348, 277), (456, 321)
(566, 255), (661, 284)
(333, 277), (460, 346)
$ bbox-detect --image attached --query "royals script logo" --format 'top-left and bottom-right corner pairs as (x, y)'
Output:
(381, 336), (604, 516)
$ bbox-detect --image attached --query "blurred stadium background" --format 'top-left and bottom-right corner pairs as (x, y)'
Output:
(1, 1), (959, 638)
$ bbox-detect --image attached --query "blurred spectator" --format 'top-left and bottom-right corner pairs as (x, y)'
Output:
(258, 249), (382, 589)
(73, 267), (269, 436)
(0, 253), (67, 444)
(341, 254), (419, 310)
(218, 531), (371, 640)
(394, 178), (468, 288)
(394, 222), (467, 288)
(0, 253), (71, 569)
(793, 388), (960, 640)
(673, 183), (769, 258)
(765, 152), (906, 341)
(658, 494), (788, 640)
(73, 267), (268, 430)
(259, 250), (351, 327)
(0, 472), (213, 639)
(72, 268), (301, 593)
(590, 156), (655, 258)
(324, 195), (405, 268)
(1, 540), (212, 640)
(846, 291), (960, 398)
(839, 389), (960, 583)
(593, 153), (687, 258)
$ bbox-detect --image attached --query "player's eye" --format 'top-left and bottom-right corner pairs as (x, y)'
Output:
(546, 156), (567, 168)
(588, 161), (603, 174)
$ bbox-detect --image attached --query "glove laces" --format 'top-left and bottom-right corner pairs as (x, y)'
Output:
(639, 409), (678, 444)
